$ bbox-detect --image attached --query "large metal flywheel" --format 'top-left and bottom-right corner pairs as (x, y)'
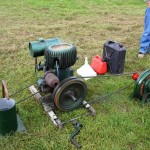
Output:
(134, 68), (150, 102)
(52, 77), (87, 111)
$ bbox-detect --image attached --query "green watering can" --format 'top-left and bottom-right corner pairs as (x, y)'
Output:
(0, 80), (18, 136)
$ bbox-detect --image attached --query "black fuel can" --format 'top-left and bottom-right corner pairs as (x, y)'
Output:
(102, 40), (126, 74)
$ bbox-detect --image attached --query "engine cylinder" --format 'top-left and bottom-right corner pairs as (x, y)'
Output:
(45, 43), (77, 69)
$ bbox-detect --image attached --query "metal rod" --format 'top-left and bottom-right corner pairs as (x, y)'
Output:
(62, 113), (90, 125)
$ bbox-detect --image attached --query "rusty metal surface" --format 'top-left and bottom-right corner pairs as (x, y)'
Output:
(2, 80), (9, 99)
(44, 71), (60, 88)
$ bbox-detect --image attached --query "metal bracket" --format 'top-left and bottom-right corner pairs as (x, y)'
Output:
(82, 100), (96, 116)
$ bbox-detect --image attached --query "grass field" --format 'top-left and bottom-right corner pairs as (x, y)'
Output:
(0, 0), (150, 149)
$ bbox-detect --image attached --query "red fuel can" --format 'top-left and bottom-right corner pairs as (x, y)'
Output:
(91, 55), (107, 74)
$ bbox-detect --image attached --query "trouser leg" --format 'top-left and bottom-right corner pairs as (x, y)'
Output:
(139, 8), (150, 53)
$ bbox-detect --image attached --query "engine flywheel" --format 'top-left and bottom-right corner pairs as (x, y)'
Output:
(134, 68), (150, 102)
(52, 77), (87, 111)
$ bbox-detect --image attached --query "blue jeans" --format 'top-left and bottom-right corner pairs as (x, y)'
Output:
(139, 7), (150, 54)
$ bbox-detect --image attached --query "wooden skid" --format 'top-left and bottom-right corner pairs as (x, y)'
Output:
(29, 85), (63, 129)
(29, 85), (96, 128)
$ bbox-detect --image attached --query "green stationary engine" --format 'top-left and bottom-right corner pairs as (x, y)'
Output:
(29, 37), (87, 111)
(133, 68), (150, 102)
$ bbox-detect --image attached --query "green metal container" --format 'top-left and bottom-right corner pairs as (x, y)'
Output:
(0, 98), (18, 135)
(29, 37), (61, 57)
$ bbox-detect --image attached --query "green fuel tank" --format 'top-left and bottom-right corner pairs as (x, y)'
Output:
(29, 37), (61, 57)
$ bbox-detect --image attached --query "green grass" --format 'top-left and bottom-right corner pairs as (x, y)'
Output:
(0, 0), (150, 149)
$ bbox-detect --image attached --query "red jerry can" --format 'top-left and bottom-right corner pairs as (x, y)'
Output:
(91, 55), (107, 74)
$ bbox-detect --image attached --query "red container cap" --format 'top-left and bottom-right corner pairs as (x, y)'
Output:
(132, 73), (139, 80)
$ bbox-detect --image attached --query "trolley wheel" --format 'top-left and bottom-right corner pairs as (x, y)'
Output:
(52, 77), (87, 111)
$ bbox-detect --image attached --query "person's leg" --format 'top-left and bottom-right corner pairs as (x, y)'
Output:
(138, 8), (150, 58)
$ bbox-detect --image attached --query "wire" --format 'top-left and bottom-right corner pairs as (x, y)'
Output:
(88, 81), (135, 104)
(61, 81), (135, 125)
(77, 71), (137, 79)
(9, 82), (37, 97)
(16, 91), (39, 104)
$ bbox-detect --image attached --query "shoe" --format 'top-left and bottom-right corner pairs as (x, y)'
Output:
(138, 52), (145, 58)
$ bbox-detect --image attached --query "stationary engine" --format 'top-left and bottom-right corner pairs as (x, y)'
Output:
(29, 37), (87, 111)
(133, 69), (150, 102)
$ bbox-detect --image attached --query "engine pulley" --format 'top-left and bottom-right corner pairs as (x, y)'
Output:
(133, 68), (150, 102)
(52, 77), (87, 111)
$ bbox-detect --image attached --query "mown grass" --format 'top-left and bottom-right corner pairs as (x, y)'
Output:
(0, 0), (150, 150)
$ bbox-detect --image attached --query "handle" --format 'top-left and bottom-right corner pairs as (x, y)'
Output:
(70, 138), (82, 149)
(107, 40), (115, 45)
(70, 120), (83, 149)
(2, 80), (9, 99)
(107, 40), (123, 48)
(38, 37), (45, 42)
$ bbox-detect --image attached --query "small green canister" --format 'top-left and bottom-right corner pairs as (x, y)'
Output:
(0, 98), (18, 135)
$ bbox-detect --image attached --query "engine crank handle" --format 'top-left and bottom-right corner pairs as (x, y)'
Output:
(70, 120), (83, 149)
(70, 138), (82, 149)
